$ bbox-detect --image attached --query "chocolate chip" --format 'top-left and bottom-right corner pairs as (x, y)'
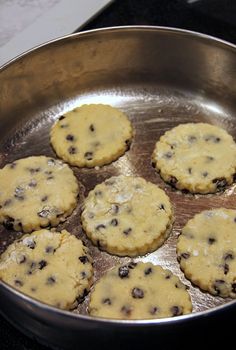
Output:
(68, 146), (77, 154)
(37, 209), (50, 218)
(150, 306), (159, 315)
(213, 279), (225, 295)
(234, 217), (236, 223)
(59, 115), (65, 120)
(121, 305), (132, 316)
(110, 218), (118, 226)
(66, 134), (74, 141)
(29, 167), (40, 174)
(159, 204), (165, 210)
(144, 267), (152, 275)
(84, 151), (93, 160)
(102, 298), (112, 305)
(27, 240), (36, 249)
(232, 283), (236, 293)
(202, 171), (208, 177)
(81, 271), (87, 279)
(38, 260), (47, 270)
(118, 265), (130, 278)
(47, 176), (54, 180)
(60, 124), (68, 129)
(205, 135), (221, 143)
(181, 252), (190, 259)
(128, 262), (137, 269)
(95, 190), (102, 197)
(9, 162), (17, 169)
(164, 152), (173, 159)
(212, 177), (227, 190)
(223, 252), (234, 261)
(206, 156), (214, 161)
(123, 228), (132, 235)
(31, 287), (36, 292)
(45, 246), (55, 253)
(45, 170), (52, 175)
(110, 204), (119, 214)
(14, 279), (23, 287)
(4, 217), (14, 230)
(3, 199), (12, 207)
(223, 263), (229, 275)
(79, 256), (89, 264)
(96, 224), (106, 231)
(46, 276), (56, 285)
(188, 135), (197, 143)
(89, 124), (95, 132)
(132, 287), (144, 299)
(208, 237), (216, 245)
(28, 179), (37, 187)
(14, 194), (24, 201)
(165, 274), (171, 279)
(41, 196), (48, 202)
(19, 255), (26, 264)
(188, 168), (192, 174)
(48, 159), (56, 166)
(170, 305), (183, 316)
(168, 176), (178, 185)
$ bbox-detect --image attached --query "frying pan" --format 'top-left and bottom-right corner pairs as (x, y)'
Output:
(0, 26), (236, 349)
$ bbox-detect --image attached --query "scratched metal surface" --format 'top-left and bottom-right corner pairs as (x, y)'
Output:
(0, 27), (236, 320)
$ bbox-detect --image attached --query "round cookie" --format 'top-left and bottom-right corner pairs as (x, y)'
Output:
(81, 175), (173, 257)
(0, 229), (93, 309)
(50, 104), (133, 168)
(152, 123), (236, 194)
(0, 156), (79, 232)
(89, 262), (192, 319)
(177, 208), (236, 298)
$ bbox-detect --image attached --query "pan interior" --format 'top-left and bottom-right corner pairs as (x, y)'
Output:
(0, 82), (235, 316)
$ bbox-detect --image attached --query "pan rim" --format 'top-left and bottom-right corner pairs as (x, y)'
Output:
(0, 24), (236, 71)
(1, 25), (236, 326)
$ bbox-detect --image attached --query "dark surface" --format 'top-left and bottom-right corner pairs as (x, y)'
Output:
(1, 0), (236, 349)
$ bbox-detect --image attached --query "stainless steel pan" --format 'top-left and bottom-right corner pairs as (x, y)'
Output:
(0, 26), (236, 349)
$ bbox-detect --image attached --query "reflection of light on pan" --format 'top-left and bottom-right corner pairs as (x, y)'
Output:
(200, 102), (224, 116)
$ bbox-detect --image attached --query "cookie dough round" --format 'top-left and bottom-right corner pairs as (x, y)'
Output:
(0, 156), (79, 232)
(177, 208), (236, 298)
(152, 123), (236, 194)
(81, 175), (173, 257)
(89, 262), (192, 319)
(50, 104), (133, 167)
(0, 229), (93, 309)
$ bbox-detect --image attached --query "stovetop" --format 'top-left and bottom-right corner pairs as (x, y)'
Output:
(0, 0), (235, 349)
